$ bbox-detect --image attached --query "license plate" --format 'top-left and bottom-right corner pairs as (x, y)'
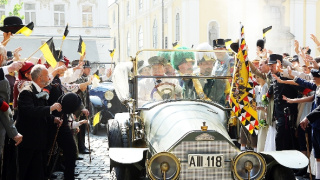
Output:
(188, 154), (224, 168)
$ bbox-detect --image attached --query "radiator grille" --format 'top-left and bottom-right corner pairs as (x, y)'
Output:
(170, 141), (239, 180)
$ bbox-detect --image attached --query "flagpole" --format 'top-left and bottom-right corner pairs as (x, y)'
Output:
(58, 39), (65, 59)
(24, 45), (43, 62)
(1, 35), (14, 46)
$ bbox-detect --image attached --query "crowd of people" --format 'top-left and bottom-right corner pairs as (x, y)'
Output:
(0, 16), (97, 180)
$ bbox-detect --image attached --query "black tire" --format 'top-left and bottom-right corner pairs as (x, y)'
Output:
(268, 165), (295, 180)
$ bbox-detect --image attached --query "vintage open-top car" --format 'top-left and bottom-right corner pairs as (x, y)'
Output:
(108, 49), (308, 180)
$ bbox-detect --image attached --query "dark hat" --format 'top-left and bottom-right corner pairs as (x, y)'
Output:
(213, 39), (226, 49)
(290, 55), (299, 62)
(148, 56), (168, 66)
(256, 39), (265, 50)
(0, 16), (24, 33)
(268, 54), (283, 65)
(58, 92), (82, 114)
(230, 40), (239, 53)
(83, 60), (91, 68)
(171, 46), (195, 70)
(7, 51), (13, 60)
(311, 69), (320, 78)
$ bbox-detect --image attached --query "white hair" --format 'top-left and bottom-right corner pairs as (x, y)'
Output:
(31, 64), (47, 81)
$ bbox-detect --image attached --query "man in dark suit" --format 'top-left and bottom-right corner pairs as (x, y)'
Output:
(15, 64), (62, 180)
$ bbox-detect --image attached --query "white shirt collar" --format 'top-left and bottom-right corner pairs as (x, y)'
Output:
(32, 81), (42, 93)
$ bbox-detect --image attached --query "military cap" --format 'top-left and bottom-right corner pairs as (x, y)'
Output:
(148, 56), (168, 66)
(171, 46), (195, 70)
(212, 39), (226, 49)
(83, 60), (91, 68)
(311, 69), (320, 78)
(268, 54), (283, 65)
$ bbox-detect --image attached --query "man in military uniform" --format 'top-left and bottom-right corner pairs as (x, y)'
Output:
(74, 60), (91, 154)
(267, 54), (301, 151)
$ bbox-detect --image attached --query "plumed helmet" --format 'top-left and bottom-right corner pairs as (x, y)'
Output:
(171, 46), (195, 70)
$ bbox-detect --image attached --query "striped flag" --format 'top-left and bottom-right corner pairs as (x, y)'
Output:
(229, 25), (259, 135)
(109, 49), (115, 58)
(78, 36), (86, 56)
(263, 26), (272, 39)
(40, 37), (58, 68)
(16, 22), (34, 36)
(62, 24), (69, 40)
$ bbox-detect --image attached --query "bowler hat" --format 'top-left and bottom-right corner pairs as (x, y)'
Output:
(0, 16), (24, 33)
(311, 69), (320, 78)
(171, 46), (195, 70)
(58, 92), (82, 114)
(148, 56), (168, 66)
(213, 39), (226, 49)
(230, 41), (239, 53)
(268, 54), (283, 65)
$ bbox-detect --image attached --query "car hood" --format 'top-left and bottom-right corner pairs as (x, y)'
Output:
(141, 101), (232, 153)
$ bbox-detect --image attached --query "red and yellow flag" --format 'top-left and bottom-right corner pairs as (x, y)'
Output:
(229, 25), (259, 135)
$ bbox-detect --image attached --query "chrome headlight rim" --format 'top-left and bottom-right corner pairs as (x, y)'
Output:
(233, 151), (266, 180)
(104, 90), (114, 100)
(147, 152), (181, 180)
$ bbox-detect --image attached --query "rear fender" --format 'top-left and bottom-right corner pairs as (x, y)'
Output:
(260, 150), (308, 169)
(90, 95), (103, 107)
(109, 148), (149, 164)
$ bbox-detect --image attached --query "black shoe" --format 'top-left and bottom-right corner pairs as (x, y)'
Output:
(50, 174), (57, 178)
(76, 157), (83, 160)
(74, 172), (79, 177)
(303, 173), (315, 179)
(79, 148), (91, 154)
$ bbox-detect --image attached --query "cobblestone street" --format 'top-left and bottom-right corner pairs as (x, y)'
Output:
(52, 129), (110, 180)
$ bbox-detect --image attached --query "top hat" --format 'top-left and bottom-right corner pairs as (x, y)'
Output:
(0, 16), (24, 33)
(268, 54), (283, 65)
(213, 39), (226, 49)
(171, 46), (195, 70)
(58, 92), (82, 114)
(311, 69), (320, 78)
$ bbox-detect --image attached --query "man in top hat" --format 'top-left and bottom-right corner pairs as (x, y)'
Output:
(74, 59), (92, 154)
(212, 39), (234, 77)
(0, 16), (24, 46)
(267, 54), (303, 151)
(138, 56), (182, 107)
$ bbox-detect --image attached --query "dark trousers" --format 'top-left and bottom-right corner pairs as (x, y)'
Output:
(2, 135), (17, 180)
(312, 128), (320, 159)
(57, 126), (76, 180)
(17, 147), (46, 180)
(276, 122), (297, 151)
(77, 121), (86, 151)
(298, 125), (312, 152)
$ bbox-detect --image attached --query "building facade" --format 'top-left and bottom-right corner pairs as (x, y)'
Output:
(2, 0), (110, 62)
(109, 0), (320, 62)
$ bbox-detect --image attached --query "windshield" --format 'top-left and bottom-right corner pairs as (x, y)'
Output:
(90, 62), (115, 82)
(135, 49), (235, 108)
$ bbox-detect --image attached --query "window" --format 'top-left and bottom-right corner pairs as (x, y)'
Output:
(54, 5), (65, 26)
(165, 37), (168, 49)
(175, 13), (180, 41)
(153, 19), (157, 48)
(127, 2), (130, 17)
(127, 31), (131, 57)
(138, 26), (143, 50)
(25, 3), (36, 24)
(82, 5), (93, 27)
(0, 5), (5, 20)
(139, 0), (143, 10)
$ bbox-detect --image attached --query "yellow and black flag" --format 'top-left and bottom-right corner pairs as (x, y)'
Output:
(78, 36), (86, 56)
(172, 42), (180, 49)
(109, 49), (115, 58)
(62, 24), (69, 40)
(263, 26), (272, 38)
(225, 39), (232, 47)
(16, 22), (34, 36)
(40, 37), (58, 68)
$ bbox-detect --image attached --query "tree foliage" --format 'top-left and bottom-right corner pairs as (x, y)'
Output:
(0, 1), (24, 25)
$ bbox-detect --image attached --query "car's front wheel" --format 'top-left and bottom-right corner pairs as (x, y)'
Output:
(268, 165), (295, 180)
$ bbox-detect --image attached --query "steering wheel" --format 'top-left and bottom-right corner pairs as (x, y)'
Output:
(150, 82), (176, 100)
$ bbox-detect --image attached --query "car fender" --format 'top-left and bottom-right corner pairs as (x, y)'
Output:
(89, 95), (102, 107)
(114, 112), (130, 126)
(109, 148), (148, 164)
(261, 150), (308, 169)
